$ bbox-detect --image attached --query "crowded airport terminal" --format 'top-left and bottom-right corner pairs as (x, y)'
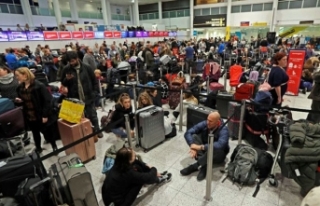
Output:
(0, 0), (320, 205)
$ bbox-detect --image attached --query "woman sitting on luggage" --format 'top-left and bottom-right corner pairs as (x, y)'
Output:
(267, 52), (289, 107)
(15, 67), (57, 153)
(173, 91), (198, 126)
(0, 65), (19, 100)
(102, 147), (171, 206)
(137, 92), (153, 109)
(110, 93), (135, 139)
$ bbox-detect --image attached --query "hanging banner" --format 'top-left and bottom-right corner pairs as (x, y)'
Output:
(72, 31), (84, 39)
(8, 31), (28, 41)
(59, 31), (72, 40)
(286, 49), (306, 96)
(43, 31), (59, 40)
(26, 31), (44, 41)
(113, 31), (121, 38)
(225, 26), (231, 41)
(279, 26), (308, 38)
(84, 31), (95, 39)
(0, 31), (8, 41)
(104, 31), (113, 38)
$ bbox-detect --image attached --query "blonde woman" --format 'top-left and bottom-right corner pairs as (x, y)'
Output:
(110, 93), (135, 139)
(137, 92), (153, 109)
(15, 67), (57, 153)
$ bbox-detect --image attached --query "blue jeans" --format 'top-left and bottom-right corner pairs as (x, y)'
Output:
(111, 128), (127, 139)
(300, 80), (313, 91)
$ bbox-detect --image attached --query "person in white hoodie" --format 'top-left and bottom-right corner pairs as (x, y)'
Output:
(173, 91), (198, 126)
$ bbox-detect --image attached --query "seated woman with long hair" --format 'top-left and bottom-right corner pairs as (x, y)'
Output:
(102, 147), (171, 206)
(137, 92), (153, 109)
(110, 93), (134, 139)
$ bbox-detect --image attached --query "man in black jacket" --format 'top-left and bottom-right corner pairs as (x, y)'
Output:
(61, 51), (103, 138)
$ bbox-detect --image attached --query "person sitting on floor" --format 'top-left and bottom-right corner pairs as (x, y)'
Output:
(137, 91), (153, 109)
(102, 147), (172, 206)
(180, 112), (229, 181)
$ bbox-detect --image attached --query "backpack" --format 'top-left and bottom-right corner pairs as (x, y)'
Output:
(222, 144), (273, 197)
(203, 62), (221, 82)
(110, 68), (120, 84)
(100, 106), (115, 133)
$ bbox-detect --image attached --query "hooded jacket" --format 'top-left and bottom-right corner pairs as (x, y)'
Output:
(285, 122), (320, 196)
(0, 73), (19, 100)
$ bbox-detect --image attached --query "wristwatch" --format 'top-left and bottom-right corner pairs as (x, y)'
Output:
(201, 145), (205, 151)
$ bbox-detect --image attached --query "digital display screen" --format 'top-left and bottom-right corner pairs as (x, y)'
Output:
(26, 31), (44, 41)
(8, 31), (28, 41)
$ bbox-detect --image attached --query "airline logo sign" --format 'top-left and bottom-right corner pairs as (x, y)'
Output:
(43, 31), (59, 40)
(59, 32), (72, 39)
(72, 32), (84, 39)
(104, 31), (113, 38)
(113, 32), (121, 38)
(84, 31), (95, 39)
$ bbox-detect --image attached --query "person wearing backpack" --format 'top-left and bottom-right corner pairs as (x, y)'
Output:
(180, 112), (229, 181)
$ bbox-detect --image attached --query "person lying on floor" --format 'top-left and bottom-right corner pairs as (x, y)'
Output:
(180, 112), (229, 181)
(102, 147), (171, 206)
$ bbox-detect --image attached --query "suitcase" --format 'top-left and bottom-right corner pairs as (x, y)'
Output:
(0, 151), (46, 197)
(160, 55), (171, 65)
(168, 83), (187, 109)
(209, 82), (224, 92)
(196, 59), (205, 73)
(234, 83), (254, 101)
(216, 92), (234, 119)
(0, 98), (14, 115)
(0, 107), (25, 138)
(187, 105), (217, 130)
(227, 102), (242, 140)
(49, 153), (98, 206)
(135, 106), (165, 151)
(57, 118), (96, 163)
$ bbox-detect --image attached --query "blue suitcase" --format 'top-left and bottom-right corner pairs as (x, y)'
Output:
(0, 98), (14, 115)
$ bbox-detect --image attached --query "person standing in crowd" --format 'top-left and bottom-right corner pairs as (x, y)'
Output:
(185, 42), (194, 72)
(143, 42), (154, 70)
(180, 112), (229, 181)
(267, 52), (289, 107)
(83, 47), (96, 71)
(307, 70), (320, 124)
(0, 66), (19, 100)
(119, 46), (127, 61)
(15, 67), (58, 153)
(5, 49), (18, 70)
(42, 49), (57, 79)
(108, 45), (118, 59)
(57, 48), (68, 81)
(61, 51), (103, 138)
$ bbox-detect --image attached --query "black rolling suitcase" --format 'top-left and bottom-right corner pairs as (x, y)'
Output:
(0, 151), (46, 197)
(216, 92), (234, 119)
(227, 101), (242, 140)
(187, 105), (217, 130)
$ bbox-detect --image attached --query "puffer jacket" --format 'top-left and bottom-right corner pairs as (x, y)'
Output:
(308, 71), (320, 101)
(285, 122), (320, 196)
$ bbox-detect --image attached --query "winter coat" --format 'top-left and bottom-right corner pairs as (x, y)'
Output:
(0, 73), (19, 100)
(308, 71), (320, 101)
(285, 122), (320, 196)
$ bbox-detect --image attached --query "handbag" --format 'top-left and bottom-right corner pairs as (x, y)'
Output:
(58, 99), (85, 124)
(171, 71), (185, 86)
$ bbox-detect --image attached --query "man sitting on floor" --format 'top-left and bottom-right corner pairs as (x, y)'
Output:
(180, 112), (229, 181)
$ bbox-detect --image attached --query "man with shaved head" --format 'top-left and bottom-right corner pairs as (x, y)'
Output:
(180, 112), (229, 181)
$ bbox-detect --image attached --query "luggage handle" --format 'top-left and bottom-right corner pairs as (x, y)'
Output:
(29, 177), (51, 191)
(149, 109), (159, 115)
(6, 155), (25, 162)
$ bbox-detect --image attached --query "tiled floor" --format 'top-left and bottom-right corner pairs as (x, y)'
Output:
(24, 79), (313, 206)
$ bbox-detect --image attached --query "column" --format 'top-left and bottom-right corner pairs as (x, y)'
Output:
(106, 1), (112, 25)
(52, 0), (62, 27)
(101, 0), (109, 25)
(133, 0), (140, 26)
(225, 0), (232, 41)
(129, 5), (133, 24)
(158, 1), (162, 22)
(68, 0), (79, 20)
(190, 0), (194, 39)
(20, 0), (34, 27)
(270, 0), (278, 32)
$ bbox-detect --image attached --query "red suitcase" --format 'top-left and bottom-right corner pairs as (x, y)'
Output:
(209, 82), (224, 92)
(234, 83), (254, 101)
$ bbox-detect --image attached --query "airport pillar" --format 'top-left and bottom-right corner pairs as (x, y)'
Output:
(190, 0), (194, 39)
(158, 1), (162, 22)
(20, 0), (34, 27)
(133, 0), (140, 26)
(101, 0), (111, 25)
(270, 0), (278, 32)
(225, 0), (232, 41)
(52, 0), (62, 27)
(68, 0), (79, 21)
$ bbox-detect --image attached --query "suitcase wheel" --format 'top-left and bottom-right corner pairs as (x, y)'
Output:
(268, 175), (278, 187)
(144, 149), (149, 153)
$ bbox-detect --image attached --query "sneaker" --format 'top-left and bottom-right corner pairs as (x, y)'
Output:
(180, 164), (198, 176)
(97, 132), (104, 138)
(35, 148), (43, 154)
(302, 87), (306, 94)
(197, 166), (207, 181)
(158, 173), (172, 184)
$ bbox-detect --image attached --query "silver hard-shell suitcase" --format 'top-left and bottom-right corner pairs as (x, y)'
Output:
(135, 105), (165, 151)
(49, 153), (98, 206)
(227, 101), (242, 140)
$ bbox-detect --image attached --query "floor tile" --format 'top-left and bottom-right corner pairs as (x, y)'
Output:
(137, 184), (179, 206)
(180, 176), (216, 201)
(166, 168), (191, 191)
(167, 191), (204, 206)
(210, 184), (245, 206)
(241, 194), (277, 206)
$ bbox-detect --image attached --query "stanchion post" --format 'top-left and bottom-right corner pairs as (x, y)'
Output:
(238, 100), (246, 145)
(124, 114), (133, 147)
(206, 77), (210, 95)
(204, 134), (214, 202)
(132, 83), (138, 110)
(223, 66), (227, 90)
(98, 79), (106, 112)
(160, 66), (163, 78)
(136, 69), (140, 84)
(179, 88), (183, 132)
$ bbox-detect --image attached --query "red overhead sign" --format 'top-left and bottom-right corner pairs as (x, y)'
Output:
(113, 31), (121, 38)
(43, 31), (59, 40)
(286, 49), (306, 96)
(72, 31), (84, 39)
(104, 31), (113, 38)
(59, 31), (72, 39)
(84, 31), (94, 39)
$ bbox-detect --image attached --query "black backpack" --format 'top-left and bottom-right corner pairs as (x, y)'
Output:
(110, 68), (120, 84)
(222, 144), (273, 197)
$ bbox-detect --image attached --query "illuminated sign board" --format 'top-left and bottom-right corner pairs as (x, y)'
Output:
(193, 15), (227, 28)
